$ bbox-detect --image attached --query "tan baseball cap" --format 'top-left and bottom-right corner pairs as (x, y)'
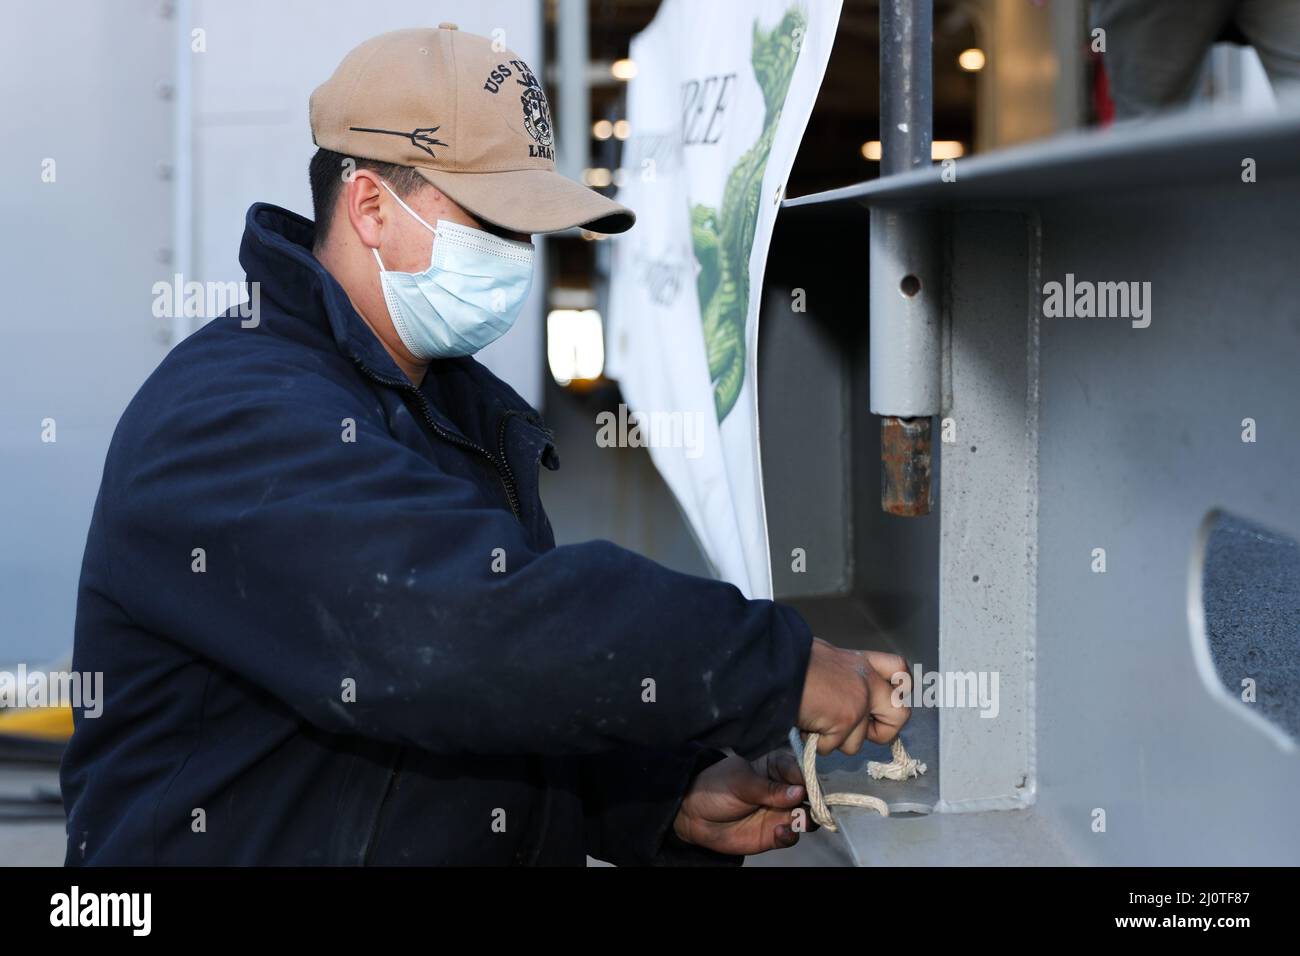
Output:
(310, 24), (634, 235)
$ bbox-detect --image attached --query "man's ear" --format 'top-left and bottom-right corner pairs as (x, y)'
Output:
(343, 169), (386, 250)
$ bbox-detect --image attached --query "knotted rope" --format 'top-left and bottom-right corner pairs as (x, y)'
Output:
(788, 728), (927, 832)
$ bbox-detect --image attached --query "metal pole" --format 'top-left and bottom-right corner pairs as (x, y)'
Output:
(880, 0), (933, 175)
(873, 0), (940, 516)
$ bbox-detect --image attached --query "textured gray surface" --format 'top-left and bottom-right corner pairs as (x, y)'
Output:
(935, 210), (1037, 813)
(838, 805), (1078, 866)
(1203, 513), (1300, 741)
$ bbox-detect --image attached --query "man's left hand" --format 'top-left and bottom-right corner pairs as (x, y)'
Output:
(671, 750), (814, 856)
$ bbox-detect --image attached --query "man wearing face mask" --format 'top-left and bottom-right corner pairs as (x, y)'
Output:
(61, 25), (911, 866)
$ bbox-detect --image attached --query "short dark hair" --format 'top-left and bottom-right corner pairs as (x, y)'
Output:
(308, 147), (426, 249)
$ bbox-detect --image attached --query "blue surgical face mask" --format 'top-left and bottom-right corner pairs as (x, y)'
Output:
(372, 180), (535, 360)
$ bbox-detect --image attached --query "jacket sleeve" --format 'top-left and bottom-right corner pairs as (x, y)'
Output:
(101, 377), (813, 761)
(581, 745), (745, 867)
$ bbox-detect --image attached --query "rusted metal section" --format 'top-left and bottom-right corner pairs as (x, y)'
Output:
(881, 416), (932, 516)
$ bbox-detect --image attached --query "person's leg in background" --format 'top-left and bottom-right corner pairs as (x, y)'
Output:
(1091, 0), (1235, 118)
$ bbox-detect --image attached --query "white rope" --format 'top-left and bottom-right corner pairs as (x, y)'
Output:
(788, 728), (927, 833)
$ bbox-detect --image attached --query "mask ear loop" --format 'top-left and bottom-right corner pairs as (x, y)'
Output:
(375, 180), (440, 275)
(379, 179), (440, 236)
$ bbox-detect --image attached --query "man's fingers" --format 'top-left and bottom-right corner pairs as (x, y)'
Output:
(797, 645), (914, 762)
(761, 807), (803, 850)
(867, 715), (908, 745)
(764, 748), (805, 787)
(773, 822), (799, 849)
(734, 766), (805, 808)
(866, 667), (911, 742)
(814, 731), (843, 755)
(863, 651), (910, 686)
(839, 719), (871, 756)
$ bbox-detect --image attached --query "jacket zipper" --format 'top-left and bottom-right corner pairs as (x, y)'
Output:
(352, 359), (522, 520)
(497, 410), (524, 512)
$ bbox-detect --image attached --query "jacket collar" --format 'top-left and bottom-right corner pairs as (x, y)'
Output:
(238, 203), (547, 442)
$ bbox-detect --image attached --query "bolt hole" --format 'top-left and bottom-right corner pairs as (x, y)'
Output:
(899, 274), (921, 298)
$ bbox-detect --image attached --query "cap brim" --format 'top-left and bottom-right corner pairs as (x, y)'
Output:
(414, 167), (635, 235)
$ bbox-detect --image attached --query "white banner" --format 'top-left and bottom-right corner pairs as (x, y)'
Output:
(607, 0), (843, 599)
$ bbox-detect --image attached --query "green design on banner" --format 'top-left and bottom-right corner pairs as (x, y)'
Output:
(692, 7), (804, 422)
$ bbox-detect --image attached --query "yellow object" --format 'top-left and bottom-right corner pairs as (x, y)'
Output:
(0, 705), (74, 741)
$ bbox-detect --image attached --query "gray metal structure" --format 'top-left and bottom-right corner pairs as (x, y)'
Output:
(762, 103), (1300, 864)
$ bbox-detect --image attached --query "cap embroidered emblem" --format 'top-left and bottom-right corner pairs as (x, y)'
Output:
(347, 125), (449, 158)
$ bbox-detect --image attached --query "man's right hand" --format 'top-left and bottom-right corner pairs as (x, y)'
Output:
(796, 638), (911, 756)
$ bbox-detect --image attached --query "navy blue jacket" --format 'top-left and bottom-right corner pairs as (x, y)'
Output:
(60, 203), (813, 865)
